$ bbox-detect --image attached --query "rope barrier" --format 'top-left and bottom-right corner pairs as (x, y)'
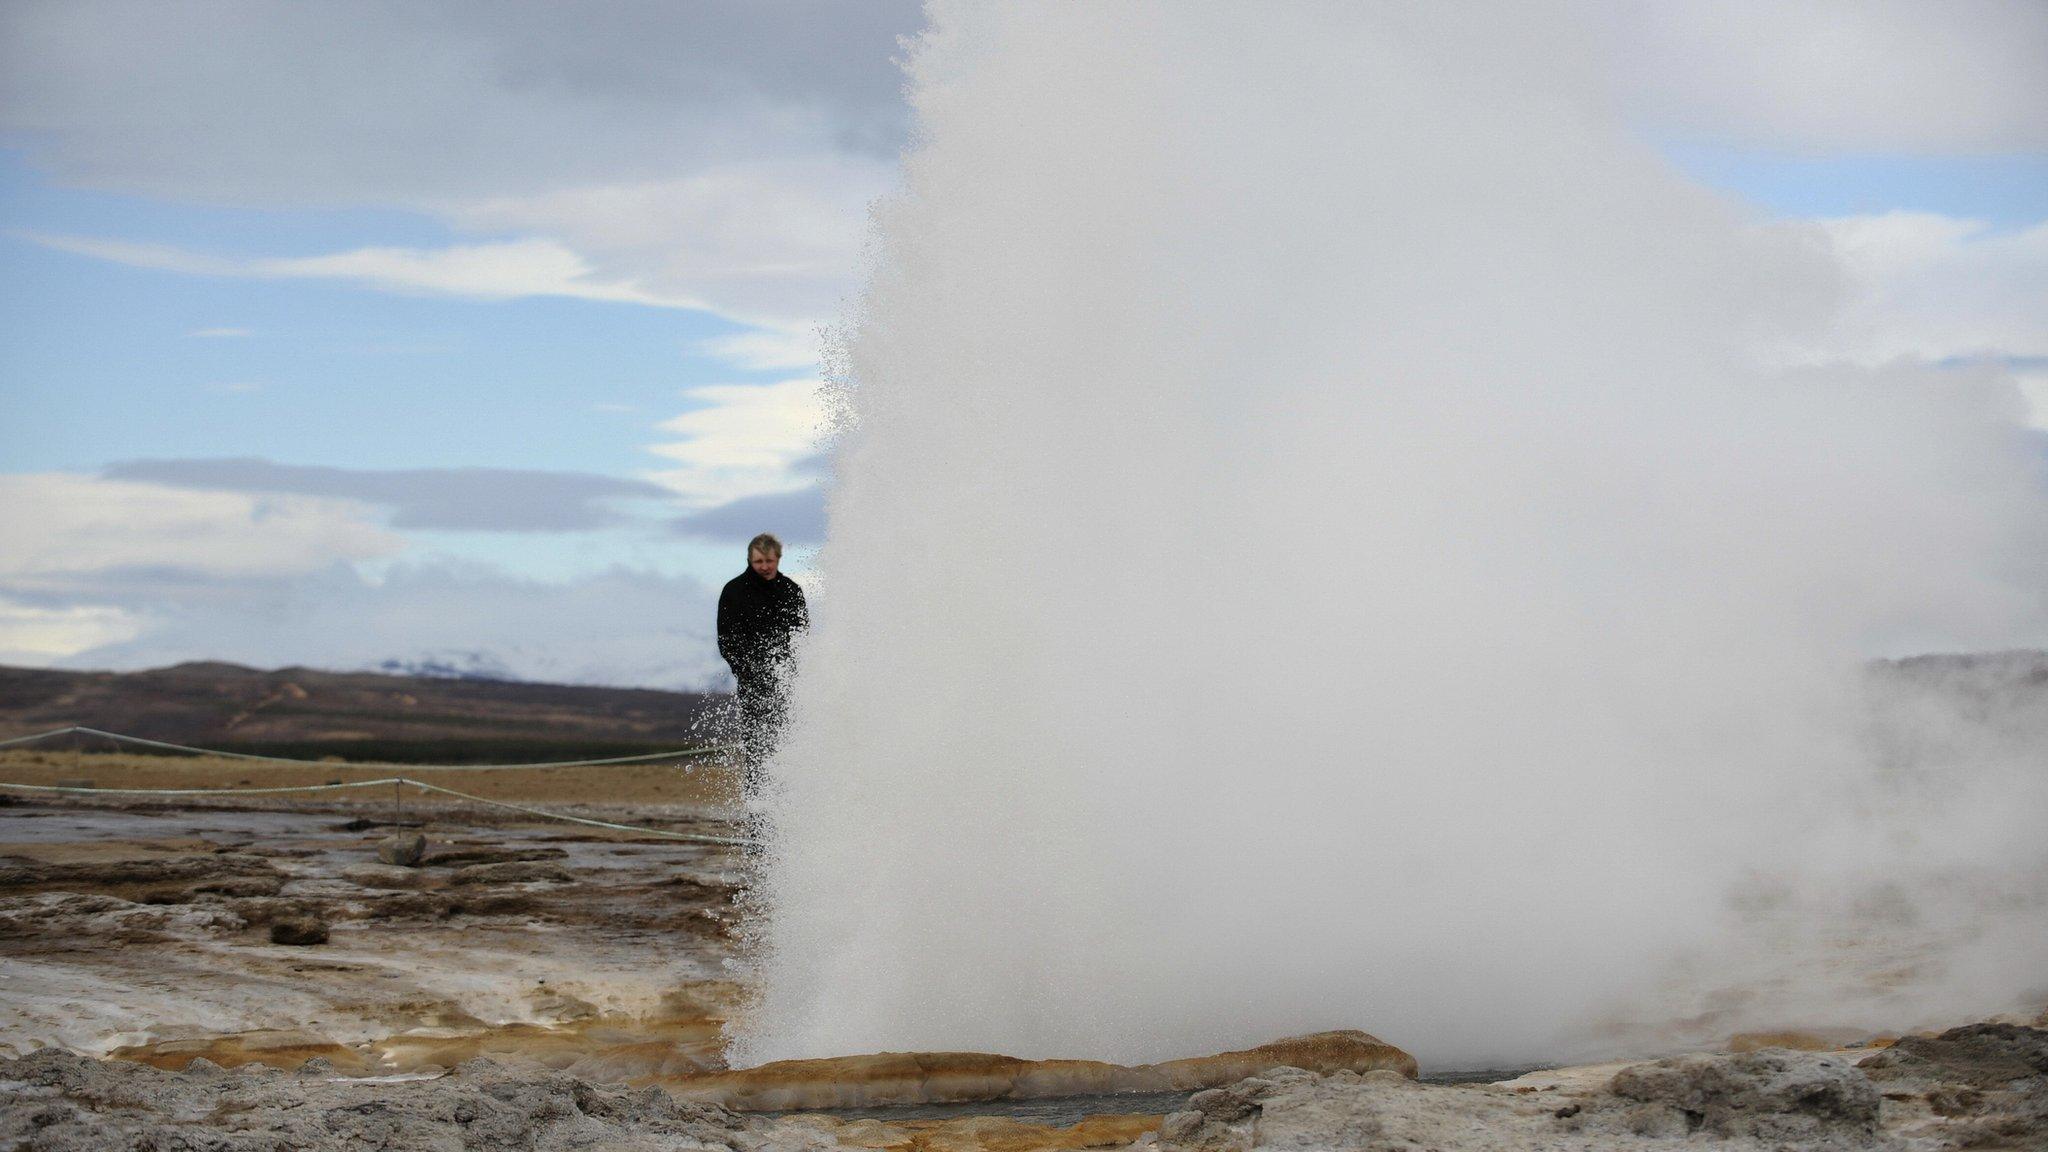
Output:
(399, 779), (757, 846)
(0, 775), (757, 847)
(0, 777), (407, 796)
(0, 725), (734, 771)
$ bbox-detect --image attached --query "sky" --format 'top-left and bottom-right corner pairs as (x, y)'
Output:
(1, 0), (2044, 690)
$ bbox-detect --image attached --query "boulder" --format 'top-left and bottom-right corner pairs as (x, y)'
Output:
(1609, 1048), (1880, 1142)
(376, 832), (427, 867)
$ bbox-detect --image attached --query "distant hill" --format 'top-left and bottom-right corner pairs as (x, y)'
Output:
(3, 652), (2038, 767)
(0, 662), (726, 763)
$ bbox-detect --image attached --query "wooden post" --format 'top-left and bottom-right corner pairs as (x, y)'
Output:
(393, 778), (403, 826)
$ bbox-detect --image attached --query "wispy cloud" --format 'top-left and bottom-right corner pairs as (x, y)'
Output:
(19, 231), (706, 310)
(187, 326), (252, 338)
(646, 379), (829, 508)
(449, 159), (893, 331)
(699, 328), (824, 371)
(102, 458), (676, 532)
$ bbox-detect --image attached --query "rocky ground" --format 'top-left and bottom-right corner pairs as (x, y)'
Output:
(0, 793), (744, 1076)
(3, 1021), (2043, 1150)
(2, 764), (2044, 1150)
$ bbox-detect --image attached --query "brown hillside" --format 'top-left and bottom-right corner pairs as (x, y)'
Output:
(0, 663), (724, 762)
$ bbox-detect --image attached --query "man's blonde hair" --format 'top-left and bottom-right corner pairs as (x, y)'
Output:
(748, 533), (784, 559)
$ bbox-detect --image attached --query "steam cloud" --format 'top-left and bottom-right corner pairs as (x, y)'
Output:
(731, 3), (2048, 1069)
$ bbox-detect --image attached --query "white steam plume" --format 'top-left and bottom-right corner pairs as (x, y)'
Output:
(732, 2), (2048, 1069)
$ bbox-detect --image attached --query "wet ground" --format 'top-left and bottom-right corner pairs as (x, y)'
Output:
(5, 783), (2046, 1150)
(0, 797), (747, 1080)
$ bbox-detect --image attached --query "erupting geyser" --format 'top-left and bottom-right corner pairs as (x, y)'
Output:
(731, 2), (2048, 1069)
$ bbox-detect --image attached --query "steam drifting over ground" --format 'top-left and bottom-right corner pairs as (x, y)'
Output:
(734, 3), (2048, 1069)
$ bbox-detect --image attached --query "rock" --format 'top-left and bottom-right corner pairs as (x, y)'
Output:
(665, 1031), (1413, 1111)
(1857, 1023), (2048, 1146)
(1609, 1048), (1881, 1142)
(450, 860), (574, 886)
(341, 862), (432, 889)
(423, 846), (568, 867)
(269, 914), (329, 945)
(450, 891), (540, 916)
(1157, 1110), (1210, 1145)
(8, 1031), (2044, 1151)
(358, 892), (455, 920)
(1188, 1083), (1264, 1122)
(1623, 1102), (1691, 1138)
(193, 874), (287, 898)
(1857, 1022), (2048, 1088)
(0, 854), (286, 902)
(375, 832), (426, 867)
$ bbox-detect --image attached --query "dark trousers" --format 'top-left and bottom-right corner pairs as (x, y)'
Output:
(733, 668), (790, 795)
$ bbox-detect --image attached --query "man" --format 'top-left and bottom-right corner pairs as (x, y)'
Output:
(716, 533), (808, 792)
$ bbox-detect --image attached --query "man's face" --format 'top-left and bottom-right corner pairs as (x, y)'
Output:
(750, 550), (780, 579)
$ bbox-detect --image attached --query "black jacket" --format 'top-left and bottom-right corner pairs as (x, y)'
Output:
(717, 569), (808, 679)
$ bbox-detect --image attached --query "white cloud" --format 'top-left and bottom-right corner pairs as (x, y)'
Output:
(451, 159), (892, 331)
(269, 239), (698, 308)
(1605, 0), (2048, 152)
(21, 232), (703, 310)
(6, 1), (2042, 370)
(50, 562), (731, 691)
(646, 379), (829, 507)
(0, 1), (914, 342)
(699, 329), (825, 371)
(0, 599), (143, 664)
(0, 473), (734, 686)
(187, 326), (251, 338)
(0, 474), (402, 592)
(1811, 213), (2048, 366)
